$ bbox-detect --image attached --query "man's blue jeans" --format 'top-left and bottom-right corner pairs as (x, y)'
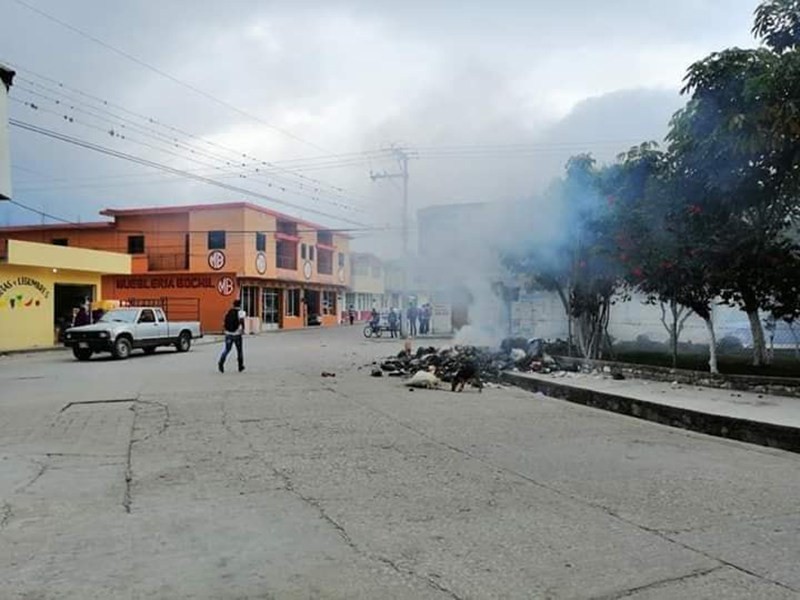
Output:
(219, 334), (244, 370)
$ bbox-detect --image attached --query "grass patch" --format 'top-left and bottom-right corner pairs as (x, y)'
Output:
(609, 350), (800, 378)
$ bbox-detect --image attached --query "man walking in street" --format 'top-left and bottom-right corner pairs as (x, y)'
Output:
(219, 299), (246, 373)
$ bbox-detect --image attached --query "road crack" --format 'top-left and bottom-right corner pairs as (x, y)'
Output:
(339, 394), (800, 595)
(590, 565), (724, 599)
(226, 400), (463, 599)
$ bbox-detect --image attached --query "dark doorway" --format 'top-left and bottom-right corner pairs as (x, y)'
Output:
(304, 289), (321, 326)
(54, 283), (95, 340)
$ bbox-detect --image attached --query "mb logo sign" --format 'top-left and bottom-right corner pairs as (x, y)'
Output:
(0, 65), (14, 201)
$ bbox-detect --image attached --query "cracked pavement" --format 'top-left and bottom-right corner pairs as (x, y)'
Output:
(0, 328), (798, 599)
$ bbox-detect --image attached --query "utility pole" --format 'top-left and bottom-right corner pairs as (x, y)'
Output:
(371, 146), (411, 336)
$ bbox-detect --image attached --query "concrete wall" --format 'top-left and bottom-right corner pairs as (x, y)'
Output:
(0, 265), (101, 351)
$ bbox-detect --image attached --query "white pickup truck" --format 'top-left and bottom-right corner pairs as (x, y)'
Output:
(64, 307), (203, 361)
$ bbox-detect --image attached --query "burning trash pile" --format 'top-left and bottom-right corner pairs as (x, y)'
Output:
(369, 337), (563, 388)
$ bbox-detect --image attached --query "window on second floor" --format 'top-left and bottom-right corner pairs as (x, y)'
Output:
(277, 220), (298, 236)
(309, 246), (315, 261)
(127, 235), (145, 254)
(301, 243), (307, 260)
(256, 232), (266, 252)
(318, 249), (333, 275)
(208, 230), (226, 250)
(52, 238), (69, 246)
(338, 252), (345, 268)
(277, 240), (297, 270)
(317, 230), (333, 246)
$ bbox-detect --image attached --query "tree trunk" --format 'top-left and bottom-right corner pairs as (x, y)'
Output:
(670, 301), (680, 369)
(703, 316), (719, 375)
(788, 322), (800, 359)
(747, 309), (768, 367)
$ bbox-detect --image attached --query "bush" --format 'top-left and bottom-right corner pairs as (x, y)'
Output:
(717, 335), (744, 354)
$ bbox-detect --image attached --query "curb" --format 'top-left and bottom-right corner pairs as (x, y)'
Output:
(503, 372), (800, 454)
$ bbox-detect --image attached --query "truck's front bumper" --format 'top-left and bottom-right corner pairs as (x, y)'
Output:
(64, 339), (113, 352)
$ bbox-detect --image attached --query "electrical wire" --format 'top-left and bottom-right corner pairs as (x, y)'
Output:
(10, 85), (371, 212)
(8, 0), (331, 154)
(9, 119), (374, 227)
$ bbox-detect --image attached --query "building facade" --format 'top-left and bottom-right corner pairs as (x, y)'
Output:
(0, 202), (351, 333)
(344, 252), (387, 320)
(0, 239), (131, 351)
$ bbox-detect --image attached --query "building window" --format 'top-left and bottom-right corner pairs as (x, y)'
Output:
(208, 230), (226, 250)
(52, 238), (68, 246)
(309, 246), (315, 261)
(318, 249), (333, 275)
(286, 289), (300, 316)
(322, 291), (337, 316)
(256, 232), (266, 252)
(127, 235), (145, 254)
(317, 231), (333, 246)
(241, 286), (259, 318)
(277, 240), (297, 270)
(338, 253), (345, 268)
(277, 220), (298, 236)
(301, 243), (307, 260)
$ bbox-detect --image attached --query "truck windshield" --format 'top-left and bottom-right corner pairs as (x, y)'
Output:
(98, 309), (140, 323)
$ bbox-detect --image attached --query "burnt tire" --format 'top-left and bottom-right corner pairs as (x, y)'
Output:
(112, 336), (132, 360)
(175, 331), (192, 352)
(72, 347), (92, 361)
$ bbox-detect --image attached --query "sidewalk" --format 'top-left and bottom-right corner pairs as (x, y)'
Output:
(1, 334), (224, 357)
(504, 371), (800, 453)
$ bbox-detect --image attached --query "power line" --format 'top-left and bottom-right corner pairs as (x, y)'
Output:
(8, 0), (330, 154)
(6, 64), (382, 205)
(10, 119), (373, 228)
(10, 83), (370, 212)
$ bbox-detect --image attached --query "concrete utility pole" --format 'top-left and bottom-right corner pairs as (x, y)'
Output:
(0, 64), (15, 201)
(371, 146), (411, 336)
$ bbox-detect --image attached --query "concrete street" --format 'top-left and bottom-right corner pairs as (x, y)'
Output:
(1, 327), (798, 599)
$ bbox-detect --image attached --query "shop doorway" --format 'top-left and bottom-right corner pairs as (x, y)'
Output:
(262, 288), (280, 330)
(54, 283), (95, 341)
(304, 289), (321, 326)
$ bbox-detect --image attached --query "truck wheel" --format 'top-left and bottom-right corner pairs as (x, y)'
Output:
(72, 347), (92, 361)
(175, 331), (192, 352)
(112, 337), (132, 360)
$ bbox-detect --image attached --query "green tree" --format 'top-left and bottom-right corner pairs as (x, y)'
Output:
(607, 143), (722, 372)
(505, 154), (619, 360)
(667, 0), (800, 366)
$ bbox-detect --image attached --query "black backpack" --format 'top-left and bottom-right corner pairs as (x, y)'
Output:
(224, 308), (240, 332)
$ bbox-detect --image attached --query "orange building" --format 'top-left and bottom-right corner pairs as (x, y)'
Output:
(0, 202), (351, 332)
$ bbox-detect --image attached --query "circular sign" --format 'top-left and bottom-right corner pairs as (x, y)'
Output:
(217, 276), (235, 296)
(337, 267), (346, 283)
(255, 252), (267, 275)
(303, 261), (312, 280)
(208, 250), (226, 271)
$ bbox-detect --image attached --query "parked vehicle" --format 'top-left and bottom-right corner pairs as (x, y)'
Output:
(63, 307), (202, 361)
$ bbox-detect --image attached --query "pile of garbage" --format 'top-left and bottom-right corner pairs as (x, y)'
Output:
(370, 337), (563, 384)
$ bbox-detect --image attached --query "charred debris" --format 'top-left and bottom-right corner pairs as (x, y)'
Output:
(369, 337), (571, 383)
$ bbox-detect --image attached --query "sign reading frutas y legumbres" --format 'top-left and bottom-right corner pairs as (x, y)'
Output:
(0, 276), (49, 310)
(0, 65), (15, 201)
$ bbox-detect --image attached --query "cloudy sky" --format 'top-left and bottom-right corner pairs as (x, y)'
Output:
(0, 0), (758, 254)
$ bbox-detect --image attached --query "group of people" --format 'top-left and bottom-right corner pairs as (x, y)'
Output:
(361, 302), (433, 338)
(405, 303), (432, 336)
